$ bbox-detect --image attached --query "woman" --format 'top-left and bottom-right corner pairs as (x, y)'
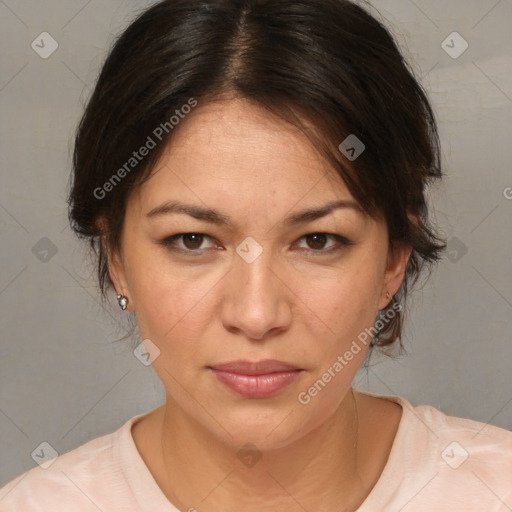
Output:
(1, 0), (510, 510)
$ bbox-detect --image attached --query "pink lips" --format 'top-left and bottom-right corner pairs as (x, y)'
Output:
(209, 360), (303, 398)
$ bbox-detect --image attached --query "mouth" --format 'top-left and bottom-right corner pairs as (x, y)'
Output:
(208, 360), (304, 399)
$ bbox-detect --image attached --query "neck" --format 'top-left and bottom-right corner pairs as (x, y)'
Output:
(157, 388), (367, 512)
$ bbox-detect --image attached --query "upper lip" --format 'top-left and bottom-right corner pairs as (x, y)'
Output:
(210, 360), (302, 375)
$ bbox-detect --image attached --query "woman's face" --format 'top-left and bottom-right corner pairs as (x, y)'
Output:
(110, 98), (410, 450)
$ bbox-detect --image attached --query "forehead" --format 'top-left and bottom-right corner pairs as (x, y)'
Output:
(129, 98), (359, 223)
(145, 99), (348, 188)
(163, 99), (328, 174)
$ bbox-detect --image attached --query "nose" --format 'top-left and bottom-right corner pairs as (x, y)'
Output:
(220, 246), (293, 341)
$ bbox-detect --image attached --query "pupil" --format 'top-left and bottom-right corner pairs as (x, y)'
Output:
(182, 234), (328, 251)
(308, 234), (326, 250)
(184, 234), (202, 249)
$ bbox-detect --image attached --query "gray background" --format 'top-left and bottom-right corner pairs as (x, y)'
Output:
(1, 0), (511, 487)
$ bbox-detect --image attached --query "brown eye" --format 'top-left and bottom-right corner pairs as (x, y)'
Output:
(181, 234), (204, 250)
(295, 233), (353, 255)
(159, 233), (216, 253)
(305, 233), (329, 250)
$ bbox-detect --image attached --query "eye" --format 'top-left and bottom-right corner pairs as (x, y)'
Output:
(159, 233), (217, 253)
(158, 232), (353, 256)
(294, 233), (353, 254)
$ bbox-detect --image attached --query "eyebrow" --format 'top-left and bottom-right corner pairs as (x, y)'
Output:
(145, 199), (363, 228)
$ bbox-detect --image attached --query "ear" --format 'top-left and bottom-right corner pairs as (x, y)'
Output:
(377, 241), (412, 311)
(107, 245), (133, 310)
(97, 218), (133, 312)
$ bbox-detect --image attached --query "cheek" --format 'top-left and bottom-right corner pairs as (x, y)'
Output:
(293, 271), (379, 419)
(293, 261), (384, 406)
(126, 249), (226, 343)
(308, 260), (382, 340)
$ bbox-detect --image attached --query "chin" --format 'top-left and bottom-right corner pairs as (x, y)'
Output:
(204, 401), (326, 452)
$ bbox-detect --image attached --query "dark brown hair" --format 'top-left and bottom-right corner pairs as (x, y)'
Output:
(68, 0), (446, 351)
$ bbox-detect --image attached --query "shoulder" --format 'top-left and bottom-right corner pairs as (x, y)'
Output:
(359, 391), (512, 511)
(405, 397), (512, 461)
(0, 415), (140, 511)
(405, 399), (512, 507)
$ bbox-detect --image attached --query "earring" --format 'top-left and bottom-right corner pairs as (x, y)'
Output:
(117, 293), (128, 311)
(386, 292), (391, 299)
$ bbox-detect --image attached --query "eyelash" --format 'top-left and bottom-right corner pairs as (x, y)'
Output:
(158, 233), (353, 257)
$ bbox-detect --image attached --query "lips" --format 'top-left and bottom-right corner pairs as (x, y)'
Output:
(211, 360), (301, 375)
(209, 360), (303, 398)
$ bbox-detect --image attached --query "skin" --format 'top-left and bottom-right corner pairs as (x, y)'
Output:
(108, 98), (412, 511)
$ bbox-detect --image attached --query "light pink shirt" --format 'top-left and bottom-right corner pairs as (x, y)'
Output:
(1, 392), (511, 511)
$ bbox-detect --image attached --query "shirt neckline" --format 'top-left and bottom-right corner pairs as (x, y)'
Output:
(117, 391), (415, 510)
(117, 410), (180, 510)
(353, 391), (415, 510)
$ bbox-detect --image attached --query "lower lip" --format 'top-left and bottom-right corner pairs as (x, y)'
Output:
(210, 369), (302, 398)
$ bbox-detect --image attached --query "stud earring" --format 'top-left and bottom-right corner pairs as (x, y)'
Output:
(386, 291), (391, 299)
(117, 294), (128, 311)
